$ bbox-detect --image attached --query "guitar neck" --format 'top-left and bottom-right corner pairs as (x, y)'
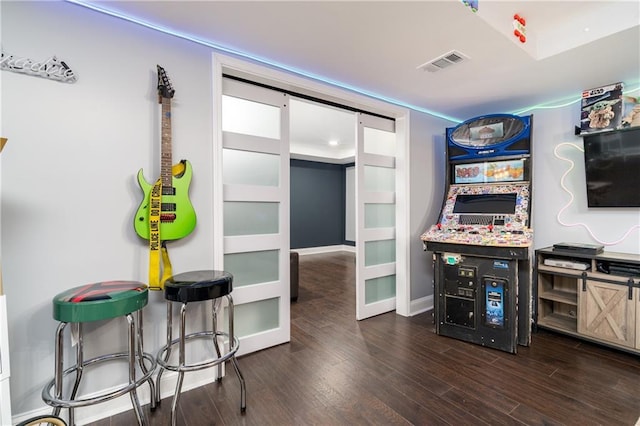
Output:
(160, 97), (173, 191)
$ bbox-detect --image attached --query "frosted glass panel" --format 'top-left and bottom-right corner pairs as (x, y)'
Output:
(364, 165), (394, 192)
(365, 239), (396, 266)
(365, 275), (396, 304)
(223, 149), (279, 186)
(224, 250), (279, 287)
(224, 202), (278, 236)
(364, 127), (395, 156)
(365, 203), (395, 228)
(222, 95), (280, 139)
(230, 298), (280, 338)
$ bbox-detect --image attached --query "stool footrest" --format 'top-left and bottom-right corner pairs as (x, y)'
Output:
(42, 352), (156, 409)
(156, 331), (239, 373)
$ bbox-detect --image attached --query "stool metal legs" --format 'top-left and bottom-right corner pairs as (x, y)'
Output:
(52, 322), (82, 426)
(43, 313), (157, 426)
(156, 294), (247, 426)
(171, 302), (188, 424)
(136, 310), (157, 412)
(226, 295), (246, 411)
(154, 301), (174, 404)
(212, 298), (223, 381)
(126, 314), (145, 425)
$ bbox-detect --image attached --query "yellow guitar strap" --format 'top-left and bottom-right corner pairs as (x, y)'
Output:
(148, 162), (185, 290)
(148, 240), (173, 291)
(148, 179), (163, 290)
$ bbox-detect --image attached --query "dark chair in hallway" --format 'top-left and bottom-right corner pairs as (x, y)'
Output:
(291, 252), (299, 301)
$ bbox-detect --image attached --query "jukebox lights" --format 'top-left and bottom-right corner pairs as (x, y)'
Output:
(513, 14), (526, 43)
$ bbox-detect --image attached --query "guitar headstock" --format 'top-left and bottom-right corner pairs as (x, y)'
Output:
(157, 65), (175, 101)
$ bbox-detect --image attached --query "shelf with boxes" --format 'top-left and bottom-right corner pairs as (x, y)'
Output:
(535, 245), (640, 354)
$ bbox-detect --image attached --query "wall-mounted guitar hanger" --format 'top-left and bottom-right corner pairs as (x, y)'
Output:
(1, 49), (77, 83)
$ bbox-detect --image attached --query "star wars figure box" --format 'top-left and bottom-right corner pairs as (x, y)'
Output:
(621, 95), (640, 128)
(580, 82), (623, 134)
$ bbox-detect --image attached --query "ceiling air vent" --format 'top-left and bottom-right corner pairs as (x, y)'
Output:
(417, 50), (469, 73)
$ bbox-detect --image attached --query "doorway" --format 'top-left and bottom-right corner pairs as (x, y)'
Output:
(289, 98), (357, 325)
(289, 97), (398, 320)
(290, 97), (356, 252)
(214, 53), (410, 357)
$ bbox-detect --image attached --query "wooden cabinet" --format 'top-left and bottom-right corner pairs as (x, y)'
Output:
(535, 247), (639, 355)
(537, 272), (578, 332)
(579, 280), (635, 348)
(637, 294), (640, 350)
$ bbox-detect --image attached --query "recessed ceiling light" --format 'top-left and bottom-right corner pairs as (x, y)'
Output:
(584, 27), (590, 32)
(328, 140), (339, 146)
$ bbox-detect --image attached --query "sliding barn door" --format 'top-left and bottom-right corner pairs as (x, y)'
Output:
(356, 113), (397, 320)
(220, 78), (290, 354)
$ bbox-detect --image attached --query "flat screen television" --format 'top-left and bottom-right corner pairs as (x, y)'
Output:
(583, 127), (640, 207)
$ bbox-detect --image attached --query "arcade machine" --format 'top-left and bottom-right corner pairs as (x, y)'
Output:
(421, 114), (533, 353)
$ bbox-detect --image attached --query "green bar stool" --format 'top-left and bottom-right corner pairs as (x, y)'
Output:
(42, 281), (157, 426)
(155, 270), (246, 426)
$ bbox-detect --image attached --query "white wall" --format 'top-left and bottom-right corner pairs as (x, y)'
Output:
(2, 2), (216, 421)
(0, 3), (10, 421)
(409, 112), (451, 304)
(531, 104), (640, 254)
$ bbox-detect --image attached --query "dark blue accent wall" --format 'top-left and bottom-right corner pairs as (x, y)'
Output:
(290, 159), (346, 249)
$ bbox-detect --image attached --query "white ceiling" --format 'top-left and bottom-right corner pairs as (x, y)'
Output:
(78, 0), (640, 162)
(290, 99), (357, 163)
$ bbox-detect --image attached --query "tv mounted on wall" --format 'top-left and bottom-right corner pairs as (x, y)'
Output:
(583, 127), (640, 207)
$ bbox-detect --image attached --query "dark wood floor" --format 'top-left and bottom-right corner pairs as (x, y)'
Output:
(90, 251), (640, 426)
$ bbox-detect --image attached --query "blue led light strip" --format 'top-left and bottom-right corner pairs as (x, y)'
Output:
(63, 0), (463, 122)
(64, 0), (639, 123)
(512, 86), (640, 116)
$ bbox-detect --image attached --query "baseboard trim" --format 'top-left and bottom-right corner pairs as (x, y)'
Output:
(12, 370), (218, 426)
(409, 295), (433, 316)
(293, 245), (355, 255)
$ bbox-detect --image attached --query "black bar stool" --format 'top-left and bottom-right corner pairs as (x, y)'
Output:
(42, 281), (156, 426)
(155, 270), (246, 426)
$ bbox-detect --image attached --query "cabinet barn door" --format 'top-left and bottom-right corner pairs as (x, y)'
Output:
(579, 280), (635, 348)
(636, 291), (640, 350)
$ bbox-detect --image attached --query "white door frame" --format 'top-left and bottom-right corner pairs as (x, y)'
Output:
(212, 53), (412, 318)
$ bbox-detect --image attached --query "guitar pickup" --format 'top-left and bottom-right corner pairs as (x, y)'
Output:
(161, 203), (176, 211)
(160, 214), (177, 222)
(162, 187), (176, 196)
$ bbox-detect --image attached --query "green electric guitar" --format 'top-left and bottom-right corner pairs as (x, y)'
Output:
(134, 65), (196, 241)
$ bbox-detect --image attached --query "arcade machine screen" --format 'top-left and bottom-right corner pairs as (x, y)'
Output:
(453, 159), (526, 184)
(452, 193), (517, 215)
